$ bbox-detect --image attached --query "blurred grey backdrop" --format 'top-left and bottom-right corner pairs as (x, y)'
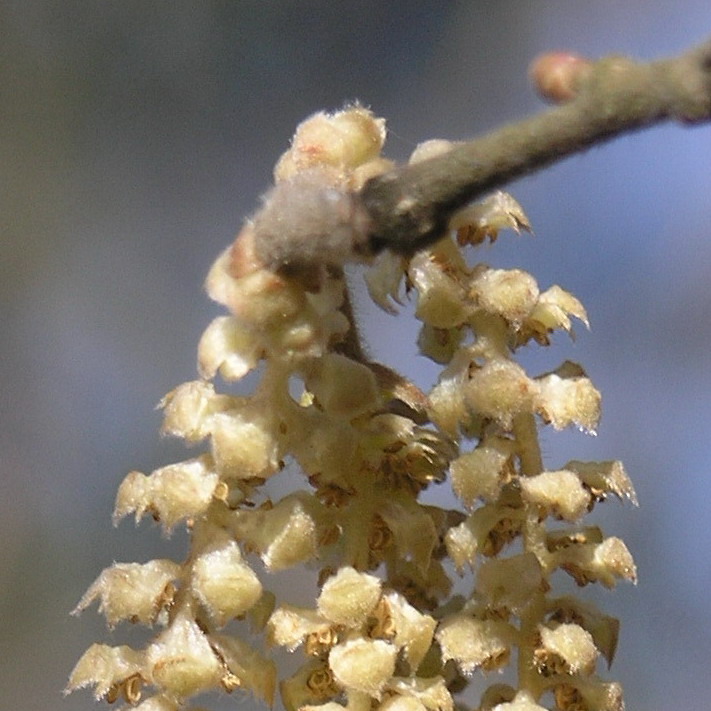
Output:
(2, 2), (711, 709)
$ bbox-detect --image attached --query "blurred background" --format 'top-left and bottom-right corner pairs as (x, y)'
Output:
(2, 2), (711, 709)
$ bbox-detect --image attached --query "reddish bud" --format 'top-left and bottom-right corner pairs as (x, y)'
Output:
(230, 225), (264, 279)
(529, 52), (593, 104)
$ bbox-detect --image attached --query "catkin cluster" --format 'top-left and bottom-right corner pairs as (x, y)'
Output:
(68, 107), (637, 711)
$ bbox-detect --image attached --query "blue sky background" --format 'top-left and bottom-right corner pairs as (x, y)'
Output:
(2, 2), (711, 709)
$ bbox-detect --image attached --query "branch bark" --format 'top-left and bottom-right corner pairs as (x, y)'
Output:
(359, 37), (711, 256)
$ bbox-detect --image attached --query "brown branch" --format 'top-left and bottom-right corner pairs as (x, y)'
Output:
(359, 37), (711, 256)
